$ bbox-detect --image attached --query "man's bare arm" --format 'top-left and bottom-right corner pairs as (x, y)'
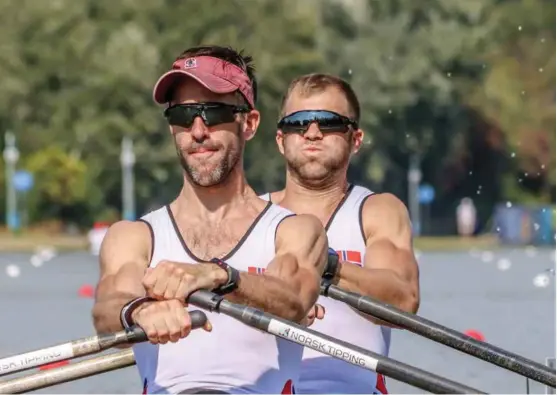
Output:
(92, 221), (151, 334)
(225, 214), (328, 323)
(334, 193), (420, 322)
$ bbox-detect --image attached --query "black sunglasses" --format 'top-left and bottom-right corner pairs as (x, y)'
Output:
(277, 110), (358, 134)
(164, 102), (250, 128)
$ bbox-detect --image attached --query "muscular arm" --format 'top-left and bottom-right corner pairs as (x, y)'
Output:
(225, 214), (328, 323)
(91, 221), (151, 335)
(334, 193), (420, 323)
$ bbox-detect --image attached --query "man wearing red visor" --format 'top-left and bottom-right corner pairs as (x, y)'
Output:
(260, 73), (420, 394)
(92, 46), (327, 394)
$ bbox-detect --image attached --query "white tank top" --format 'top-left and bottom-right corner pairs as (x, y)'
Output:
(261, 185), (391, 394)
(132, 202), (303, 394)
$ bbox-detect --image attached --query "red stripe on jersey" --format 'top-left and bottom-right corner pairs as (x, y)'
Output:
(281, 379), (295, 394)
(376, 374), (388, 394)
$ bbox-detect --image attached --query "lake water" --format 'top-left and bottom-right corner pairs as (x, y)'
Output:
(0, 248), (554, 394)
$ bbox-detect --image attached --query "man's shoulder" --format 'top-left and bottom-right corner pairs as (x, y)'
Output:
(362, 192), (406, 213)
(276, 212), (324, 238)
(139, 205), (167, 223)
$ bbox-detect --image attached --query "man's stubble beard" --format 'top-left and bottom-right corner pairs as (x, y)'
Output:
(285, 144), (351, 187)
(177, 124), (244, 187)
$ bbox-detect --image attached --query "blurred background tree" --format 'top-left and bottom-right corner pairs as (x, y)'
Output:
(0, 0), (553, 234)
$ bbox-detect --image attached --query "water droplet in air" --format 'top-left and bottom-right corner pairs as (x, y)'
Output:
(533, 273), (550, 288)
(37, 246), (57, 261)
(6, 264), (20, 278)
(525, 246), (537, 257)
(348, 69), (352, 75)
(469, 248), (480, 258)
(539, 68), (544, 72)
(481, 251), (494, 263)
(30, 255), (43, 268)
(496, 258), (511, 271)
(511, 152), (516, 158)
(506, 202), (512, 208)
(518, 25), (522, 31)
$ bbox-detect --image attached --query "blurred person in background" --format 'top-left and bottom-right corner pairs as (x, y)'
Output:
(92, 46), (328, 394)
(260, 73), (420, 394)
(456, 197), (477, 237)
(87, 222), (109, 256)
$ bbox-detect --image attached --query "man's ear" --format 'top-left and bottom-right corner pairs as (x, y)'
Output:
(352, 128), (364, 153)
(243, 109), (261, 141)
(276, 130), (285, 156)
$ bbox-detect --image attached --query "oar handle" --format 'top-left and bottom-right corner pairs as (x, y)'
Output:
(125, 310), (208, 343)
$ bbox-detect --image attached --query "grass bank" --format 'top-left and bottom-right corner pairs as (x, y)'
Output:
(0, 230), (501, 253)
(412, 235), (499, 251)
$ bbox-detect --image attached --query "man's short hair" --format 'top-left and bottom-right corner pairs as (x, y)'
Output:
(175, 45), (258, 106)
(279, 73), (360, 122)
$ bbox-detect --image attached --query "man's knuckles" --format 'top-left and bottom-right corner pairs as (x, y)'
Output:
(157, 261), (186, 276)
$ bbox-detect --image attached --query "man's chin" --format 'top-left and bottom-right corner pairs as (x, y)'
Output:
(294, 165), (332, 183)
(183, 165), (229, 187)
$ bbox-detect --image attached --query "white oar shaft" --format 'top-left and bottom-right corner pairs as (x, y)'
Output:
(0, 310), (207, 377)
(0, 350), (136, 394)
(0, 336), (100, 376)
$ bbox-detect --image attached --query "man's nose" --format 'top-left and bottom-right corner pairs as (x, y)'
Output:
(190, 116), (209, 141)
(304, 122), (323, 140)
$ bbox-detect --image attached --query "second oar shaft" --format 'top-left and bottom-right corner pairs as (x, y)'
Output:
(324, 284), (556, 388)
(0, 350), (136, 394)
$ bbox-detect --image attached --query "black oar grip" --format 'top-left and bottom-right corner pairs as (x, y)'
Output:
(127, 310), (208, 343)
(189, 310), (209, 329)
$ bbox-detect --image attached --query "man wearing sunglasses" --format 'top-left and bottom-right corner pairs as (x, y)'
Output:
(93, 46), (328, 394)
(261, 73), (420, 394)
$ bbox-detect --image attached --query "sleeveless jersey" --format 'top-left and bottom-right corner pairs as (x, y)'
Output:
(133, 202), (303, 394)
(260, 185), (391, 394)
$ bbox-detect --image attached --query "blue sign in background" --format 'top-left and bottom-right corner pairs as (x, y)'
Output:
(13, 170), (34, 192)
(418, 184), (435, 204)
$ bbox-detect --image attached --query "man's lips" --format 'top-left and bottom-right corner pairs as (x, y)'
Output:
(303, 146), (321, 152)
(190, 147), (218, 155)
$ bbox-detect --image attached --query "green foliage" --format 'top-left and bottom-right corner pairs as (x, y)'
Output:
(23, 146), (90, 223)
(0, 0), (553, 230)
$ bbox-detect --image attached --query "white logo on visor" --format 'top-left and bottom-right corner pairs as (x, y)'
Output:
(183, 58), (197, 69)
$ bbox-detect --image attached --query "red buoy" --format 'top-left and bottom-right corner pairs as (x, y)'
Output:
(39, 359), (69, 371)
(78, 284), (95, 298)
(464, 329), (485, 342)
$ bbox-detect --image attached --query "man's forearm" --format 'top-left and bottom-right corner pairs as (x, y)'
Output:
(336, 263), (419, 314)
(225, 273), (307, 322)
(92, 289), (142, 335)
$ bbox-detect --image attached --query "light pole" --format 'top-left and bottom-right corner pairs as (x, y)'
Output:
(120, 136), (136, 221)
(3, 132), (19, 233)
(407, 153), (422, 237)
